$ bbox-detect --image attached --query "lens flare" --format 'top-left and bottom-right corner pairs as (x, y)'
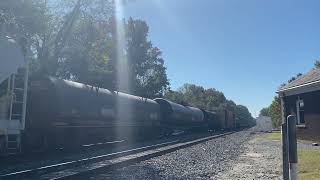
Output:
(114, 0), (133, 142)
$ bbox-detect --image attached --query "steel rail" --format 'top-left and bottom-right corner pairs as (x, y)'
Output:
(0, 140), (180, 179)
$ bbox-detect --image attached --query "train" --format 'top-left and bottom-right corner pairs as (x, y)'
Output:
(2, 77), (237, 153)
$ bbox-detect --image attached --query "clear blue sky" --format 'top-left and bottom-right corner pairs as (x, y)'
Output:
(124, 0), (320, 117)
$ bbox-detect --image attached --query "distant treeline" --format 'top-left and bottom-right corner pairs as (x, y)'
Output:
(165, 84), (255, 126)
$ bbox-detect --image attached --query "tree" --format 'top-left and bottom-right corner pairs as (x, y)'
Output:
(0, 0), (48, 58)
(164, 90), (185, 105)
(260, 96), (281, 127)
(222, 99), (237, 112)
(269, 96), (281, 128)
(2, 0), (169, 98)
(280, 73), (303, 88)
(124, 18), (169, 97)
(33, 0), (114, 78)
(168, 84), (227, 111)
(0, 0), (47, 39)
(287, 73), (302, 83)
(165, 84), (254, 125)
(57, 18), (113, 88)
(235, 105), (255, 126)
(259, 107), (270, 117)
(315, 60), (320, 68)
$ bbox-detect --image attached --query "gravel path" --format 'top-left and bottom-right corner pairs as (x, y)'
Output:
(217, 133), (282, 180)
(91, 129), (283, 180)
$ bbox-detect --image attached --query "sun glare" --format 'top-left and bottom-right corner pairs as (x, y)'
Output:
(114, 0), (133, 142)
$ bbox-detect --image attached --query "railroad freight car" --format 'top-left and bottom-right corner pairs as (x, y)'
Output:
(154, 98), (205, 129)
(215, 109), (236, 130)
(1, 75), (238, 154)
(202, 110), (220, 130)
(24, 77), (162, 150)
(225, 110), (236, 129)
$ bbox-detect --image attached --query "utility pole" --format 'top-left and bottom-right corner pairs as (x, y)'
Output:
(280, 94), (289, 180)
(287, 115), (298, 180)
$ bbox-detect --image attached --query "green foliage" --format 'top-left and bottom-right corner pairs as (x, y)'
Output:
(259, 107), (270, 117)
(234, 105), (255, 126)
(0, 0), (47, 39)
(281, 73), (303, 87)
(125, 18), (169, 97)
(315, 60), (320, 69)
(265, 68), (303, 128)
(57, 17), (113, 88)
(2, 0), (169, 98)
(266, 70), (305, 128)
(165, 84), (254, 125)
(269, 96), (281, 127)
(165, 84), (228, 111)
(164, 90), (185, 105)
(288, 73), (302, 83)
(260, 96), (281, 128)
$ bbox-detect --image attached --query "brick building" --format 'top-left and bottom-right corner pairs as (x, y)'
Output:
(278, 68), (320, 142)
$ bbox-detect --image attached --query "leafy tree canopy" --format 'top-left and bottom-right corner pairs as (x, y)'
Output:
(2, 0), (169, 98)
(315, 60), (320, 68)
(165, 84), (228, 111)
(165, 84), (254, 125)
(259, 107), (270, 117)
(235, 105), (256, 126)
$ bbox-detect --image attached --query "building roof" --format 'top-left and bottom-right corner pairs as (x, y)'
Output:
(278, 68), (320, 96)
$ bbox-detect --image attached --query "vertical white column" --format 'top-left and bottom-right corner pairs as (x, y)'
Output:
(21, 53), (29, 130)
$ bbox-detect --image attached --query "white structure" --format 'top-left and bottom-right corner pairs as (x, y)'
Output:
(0, 36), (25, 83)
(0, 36), (28, 154)
(255, 116), (273, 132)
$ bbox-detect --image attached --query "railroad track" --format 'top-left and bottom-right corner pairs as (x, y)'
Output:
(0, 131), (235, 180)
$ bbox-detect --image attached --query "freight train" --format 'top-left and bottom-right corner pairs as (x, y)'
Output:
(1, 77), (237, 154)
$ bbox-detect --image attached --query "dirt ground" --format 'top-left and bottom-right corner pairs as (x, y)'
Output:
(216, 132), (283, 180)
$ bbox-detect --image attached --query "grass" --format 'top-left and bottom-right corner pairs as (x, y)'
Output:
(262, 132), (320, 179)
(299, 150), (320, 180)
(264, 131), (281, 141)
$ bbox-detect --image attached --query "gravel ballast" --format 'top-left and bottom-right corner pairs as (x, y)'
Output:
(92, 129), (283, 180)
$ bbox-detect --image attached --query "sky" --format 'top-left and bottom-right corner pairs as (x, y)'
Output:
(123, 0), (320, 117)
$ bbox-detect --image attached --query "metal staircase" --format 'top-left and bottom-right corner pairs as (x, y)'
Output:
(6, 134), (20, 154)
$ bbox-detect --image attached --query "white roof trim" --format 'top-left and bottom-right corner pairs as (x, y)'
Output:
(277, 79), (320, 97)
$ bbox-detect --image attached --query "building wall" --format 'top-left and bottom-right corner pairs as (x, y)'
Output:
(284, 90), (320, 142)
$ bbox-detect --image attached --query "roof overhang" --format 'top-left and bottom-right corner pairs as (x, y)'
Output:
(277, 79), (320, 97)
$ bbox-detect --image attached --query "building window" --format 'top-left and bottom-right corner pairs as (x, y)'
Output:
(296, 99), (305, 124)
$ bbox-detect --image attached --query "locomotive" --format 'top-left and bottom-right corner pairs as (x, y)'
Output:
(2, 76), (236, 153)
